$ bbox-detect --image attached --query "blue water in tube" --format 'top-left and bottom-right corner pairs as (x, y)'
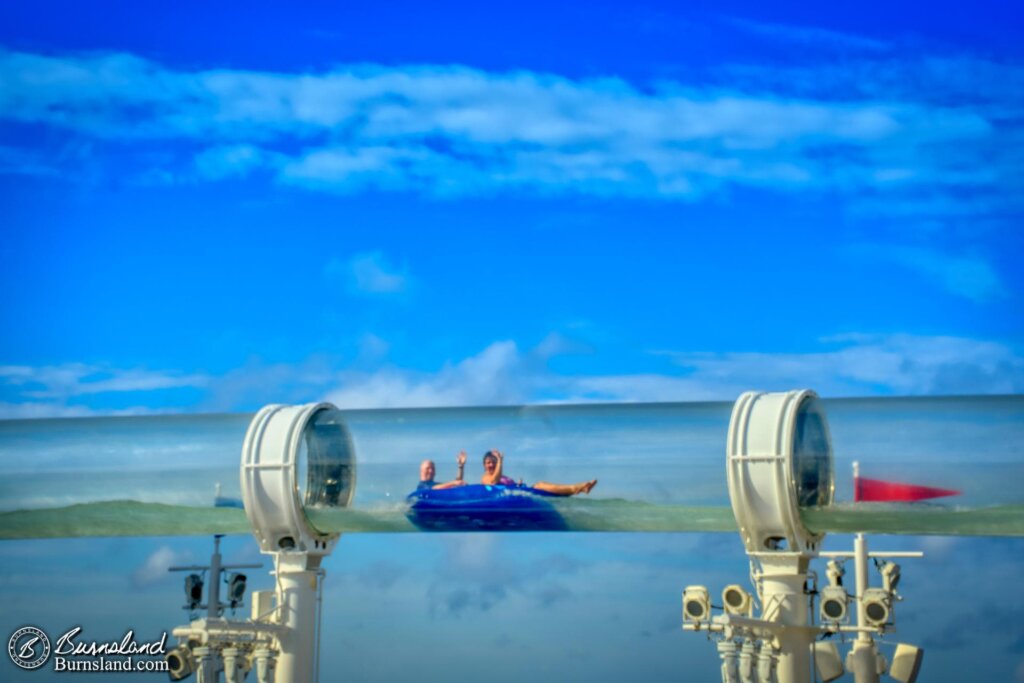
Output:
(406, 484), (569, 531)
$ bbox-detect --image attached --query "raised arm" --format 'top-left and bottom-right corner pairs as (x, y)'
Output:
(480, 449), (504, 485)
(433, 450), (468, 489)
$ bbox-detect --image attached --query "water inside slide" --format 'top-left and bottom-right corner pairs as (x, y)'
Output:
(1, 396), (1021, 539)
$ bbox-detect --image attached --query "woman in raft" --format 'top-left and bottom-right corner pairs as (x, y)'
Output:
(481, 449), (597, 496)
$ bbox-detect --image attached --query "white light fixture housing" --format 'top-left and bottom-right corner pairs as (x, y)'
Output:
(184, 574), (203, 610)
(826, 559), (845, 587)
(165, 645), (194, 681)
(240, 403), (355, 557)
(683, 586), (711, 622)
(879, 561), (901, 594)
(819, 585), (848, 623)
(722, 584), (752, 615)
(727, 390), (834, 555)
(861, 587), (891, 628)
(227, 573), (246, 607)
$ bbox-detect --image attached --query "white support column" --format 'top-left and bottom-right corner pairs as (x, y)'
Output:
(846, 533), (880, 683)
(724, 391), (834, 683)
(240, 403), (348, 683)
(222, 647), (246, 683)
(192, 646), (219, 683)
(718, 640), (739, 683)
(757, 556), (812, 683)
(739, 640), (757, 683)
(756, 645), (777, 683)
(253, 648), (276, 683)
(273, 554), (323, 683)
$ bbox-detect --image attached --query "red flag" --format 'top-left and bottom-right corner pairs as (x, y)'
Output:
(854, 476), (960, 503)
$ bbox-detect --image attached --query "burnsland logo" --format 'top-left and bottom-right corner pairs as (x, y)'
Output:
(8, 627), (51, 670)
(7, 626), (169, 674)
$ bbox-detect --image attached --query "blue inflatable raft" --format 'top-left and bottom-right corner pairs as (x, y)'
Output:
(406, 484), (569, 531)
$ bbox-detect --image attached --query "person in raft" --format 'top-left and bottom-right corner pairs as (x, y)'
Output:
(418, 451), (469, 490)
(481, 449), (597, 496)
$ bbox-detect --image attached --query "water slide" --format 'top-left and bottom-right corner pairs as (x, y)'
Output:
(1, 396), (1021, 539)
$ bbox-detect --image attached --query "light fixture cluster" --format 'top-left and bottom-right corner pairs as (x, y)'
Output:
(166, 641), (276, 683)
(817, 559), (901, 629)
(684, 555), (923, 683)
(683, 584), (755, 624)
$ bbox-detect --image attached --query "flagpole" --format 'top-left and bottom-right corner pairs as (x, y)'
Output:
(853, 460), (861, 502)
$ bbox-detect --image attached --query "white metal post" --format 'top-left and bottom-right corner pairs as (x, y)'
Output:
(758, 556), (812, 683)
(739, 640), (756, 683)
(192, 645), (218, 683)
(253, 648), (276, 683)
(221, 647), (246, 683)
(847, 533), (880, 683)
(756, 645), (777, 682)
(718, 640), (739, 683)
(207, 536), (223, 619)
(273, 554), (322, 683)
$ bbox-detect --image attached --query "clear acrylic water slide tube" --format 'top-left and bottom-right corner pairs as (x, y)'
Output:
(802, 395), (1024, 537)
(0, 395), (1021, 540)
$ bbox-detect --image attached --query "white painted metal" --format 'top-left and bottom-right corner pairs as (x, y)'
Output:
(272, 554), (323, 683)
(237, 402), (345, 683)
(756, 646), (777, 682)
(738, 640), (757, 683)
(846, 533), (884, 683)
(812, 642), (844, 682)
(240, 403), (340, 556)
(222, 647), (247, 683)
(192, 646), (217, 683)
(253, 648), (276, 683)
(726, 389), (829, 555)
(717, 640), (739, 683)
(889, 644), (924, 683)
(755, 555), (812, 682)
(252, 591), (274, 621)
(725, 390), (832, 683)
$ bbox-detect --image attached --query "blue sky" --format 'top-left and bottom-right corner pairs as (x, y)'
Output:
(1, 0), (1023, 417)
(1, 1), (1023, 680)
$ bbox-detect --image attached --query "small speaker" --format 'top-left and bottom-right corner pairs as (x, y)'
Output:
(889, 643), (924, 683)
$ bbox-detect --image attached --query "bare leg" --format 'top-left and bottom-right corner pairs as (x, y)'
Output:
(533, 480), (598, 496)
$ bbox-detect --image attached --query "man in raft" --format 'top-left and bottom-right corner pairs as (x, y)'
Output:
(418, 451), (469, 490)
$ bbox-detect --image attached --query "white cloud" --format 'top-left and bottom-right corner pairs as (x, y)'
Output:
(0, 401), (96, 419)
(0, 364), (208, 418)
(426, 535), (587, 616)
(0, 47), (1016, 209)
(349, 252), (407, 294)
(358, 332), (391, 361)
(0, 363), (208, 398)
(324, 340), (529, 408)
(0, 401), (165, 419)
(132, 546), (192, 587)
(320, 332), (1023, 409)
(0, 145), (65, 177)
(659, 334), (1024, 396)
(324, 251), (409, 294)
(724, 17), (889, 52)
(198, 355), (343, 412)
(194, 144), (283, 180)
(867, 246), (1003, 302)
(2, 333), (1019, 418)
